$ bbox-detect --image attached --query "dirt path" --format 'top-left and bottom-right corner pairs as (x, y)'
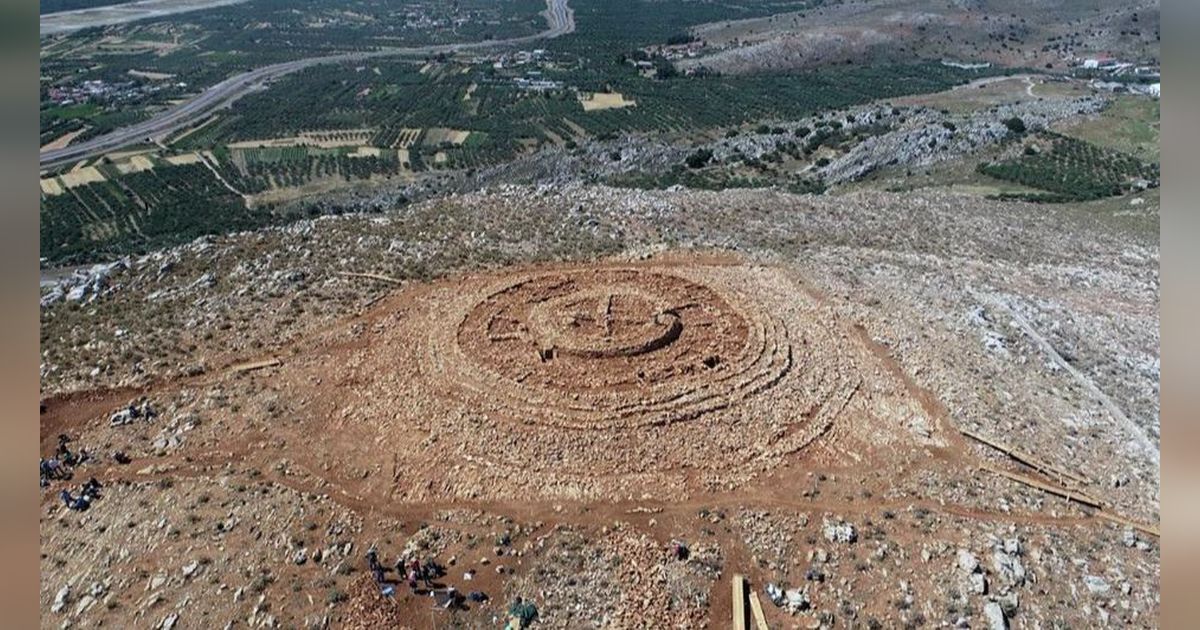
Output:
(196, 151), (247, 199)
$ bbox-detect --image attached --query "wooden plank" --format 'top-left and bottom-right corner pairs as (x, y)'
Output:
(229, 358), (281, 373)
(977, 462), (1103, 508)
(732, 574), (748, 630)
(961, 427), (1089, 485)
(748, 589), (770, 630)
(337, 271), (403, 285)
(1097, 511), (1161, 538)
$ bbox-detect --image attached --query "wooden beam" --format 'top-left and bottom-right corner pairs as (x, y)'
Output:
(1097, 511), (1161, 538)
(961, 427), (1089, 486)
(337, 271), (403, 285)
(977, 462), (1103, 508)
(979, 463), (1160, 539)
(748, 589), (770, 630)
(732, 574), (748, 630)
(229, 358), (281, 373)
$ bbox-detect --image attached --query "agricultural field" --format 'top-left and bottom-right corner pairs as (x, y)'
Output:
(1058, 95), (1160, 162)
(977, 131), (1159, 203)
(38, 142), (424, 264)
(38, 0), (551, 135)
(211, 144), (413, 196)
(194, 59), (997, 162)
(40, 162), (274, 264)
(578, 91), (636, 111)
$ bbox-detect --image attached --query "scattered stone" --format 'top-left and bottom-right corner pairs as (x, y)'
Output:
(991, 548), (1026, 586)
(998, 591), (1019, 617)
(983, 601), (1007, 630)
(1084, 575), (1110, 595)
(957, 549), (980, 573)
(785, 587), (810, 613)
(822, 521), (856, 544)
(968, 572), (988, 595)
(182, 561), (200, 579)
(74, 594), (97, 617)
(52, 585), (70, 614)
(764, 582), (785, 607)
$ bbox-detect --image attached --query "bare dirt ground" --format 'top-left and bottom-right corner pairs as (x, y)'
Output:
(39, 183), (1158, 628)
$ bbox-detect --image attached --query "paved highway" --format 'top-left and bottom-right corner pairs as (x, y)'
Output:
(40, 0), (575, 169)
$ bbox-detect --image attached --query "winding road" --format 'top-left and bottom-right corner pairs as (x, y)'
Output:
(40, 0), (574, 169)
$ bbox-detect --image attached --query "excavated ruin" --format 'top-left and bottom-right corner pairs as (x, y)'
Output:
(298, 257), (935, 503)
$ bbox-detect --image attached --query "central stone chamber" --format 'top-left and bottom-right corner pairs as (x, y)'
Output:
(458, 269), (752, 398)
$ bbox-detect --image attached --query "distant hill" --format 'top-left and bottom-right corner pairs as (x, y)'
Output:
(41, 0), (138, 16)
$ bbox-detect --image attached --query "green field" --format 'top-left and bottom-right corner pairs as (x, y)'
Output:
(207, 59), (995, 167)
(977, 132), (1159, 203)
(1059, 96), (1159, 162)
(41, 102), (100, 122)
(41, 163), (274, 264)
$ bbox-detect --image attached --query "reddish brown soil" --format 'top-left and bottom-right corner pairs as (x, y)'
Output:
(39, 253), (1142, 628)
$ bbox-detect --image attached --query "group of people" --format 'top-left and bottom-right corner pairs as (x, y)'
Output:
(363, 546), (537, 619)
(41, 434), (111, 512)
(365, 548), (446, 593)
(402, 556), (446, 591)
(59, 476), (102, 511)
(39, 434), (90, 487)
(41, 434), (131, 492)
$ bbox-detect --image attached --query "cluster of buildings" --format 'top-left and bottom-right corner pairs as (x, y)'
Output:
(513, 71), (564, 92)
(491, 49), (550, 70)
(1089, 79), (1160, 98)
(401, 7), (462, 31)
(1075, 55), (1160, 98)
(1077, 55), (1158, 77)
(639, 40), (706, 61)
(483, 49), (567, 92)
(44, 79), (170, 107)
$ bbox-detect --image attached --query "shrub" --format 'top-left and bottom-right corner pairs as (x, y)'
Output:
(685, 148), (714, 169)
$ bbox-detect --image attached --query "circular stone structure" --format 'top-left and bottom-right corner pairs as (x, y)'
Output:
(347, 259), (876, 500)
(446, 269), (787, 429)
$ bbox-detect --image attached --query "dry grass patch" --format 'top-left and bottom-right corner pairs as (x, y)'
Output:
(40, 127), (88, 152)
(165, 152), (203, 166)
(229, 129), (374, 150)
(59, 166), (105, 188)
(40, 178), (65, 196)
(579, 92), (637, 111)
(423, 128), (470, 146)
